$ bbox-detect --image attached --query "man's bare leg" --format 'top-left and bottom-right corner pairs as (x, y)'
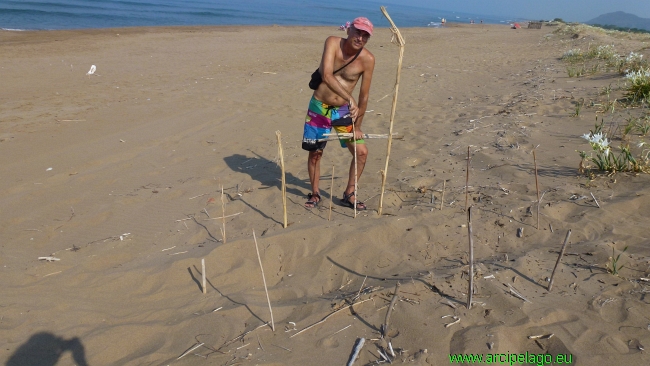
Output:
(343, 142), (368, 206)
(307, 150), (323, 206)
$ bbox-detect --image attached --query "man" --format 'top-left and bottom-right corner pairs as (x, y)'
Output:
(301, 17), (375, 210)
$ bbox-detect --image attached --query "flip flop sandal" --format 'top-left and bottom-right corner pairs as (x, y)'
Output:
(305, 193), (321, 208)
(341, 191), (367, 210)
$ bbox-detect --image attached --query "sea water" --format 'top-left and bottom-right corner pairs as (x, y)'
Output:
(0, 0), (522, 31)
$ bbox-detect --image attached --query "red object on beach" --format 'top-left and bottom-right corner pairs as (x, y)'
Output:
(512, 23), (521, 29)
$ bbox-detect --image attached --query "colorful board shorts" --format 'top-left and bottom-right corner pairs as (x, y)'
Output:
(301, 96), (365, 151)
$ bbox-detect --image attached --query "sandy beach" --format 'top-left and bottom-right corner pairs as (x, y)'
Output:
(2, 22), (650, 365)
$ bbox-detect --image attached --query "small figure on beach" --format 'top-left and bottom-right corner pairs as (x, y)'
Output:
(441, 18), (446, 25)
(302, 17), (375, 210)
(339, 21), (351, 31)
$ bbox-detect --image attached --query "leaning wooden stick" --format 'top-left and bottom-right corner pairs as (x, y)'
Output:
(548, 229), (572, 292)
(590, 192), (601, 208)
(177, 342), (205, 360)
(378, 6), (405, 216)
(329, 165), (334, 221)
(441, 180), (445, 210)
(290, 298), (373, 338)
(467, 207), (474, 309)
(276, 131), (287, 228)
(465, 146), (470, 212)
(253, 230), (275, 331)
(319, 132), (402, 141)
(533, 149), (540, 229)
(317, 135), (403, 142)
(202, 258), (207, 294)
(382, 282), (400, 337)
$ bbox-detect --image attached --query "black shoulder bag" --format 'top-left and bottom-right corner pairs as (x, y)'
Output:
(308, 49), (362, 90)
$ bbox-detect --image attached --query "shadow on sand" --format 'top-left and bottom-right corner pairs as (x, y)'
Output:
(224, 152), (311, 198)
(6, 332), (89, 366)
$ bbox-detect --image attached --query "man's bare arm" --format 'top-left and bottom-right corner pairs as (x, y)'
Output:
(352, 53), (375, 137)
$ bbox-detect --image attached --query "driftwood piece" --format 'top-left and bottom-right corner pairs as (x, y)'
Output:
(382, 282), (400, 337)
(346, 338), (366, 366)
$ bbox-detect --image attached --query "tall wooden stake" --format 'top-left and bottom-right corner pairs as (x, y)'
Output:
(352, 119), (358, 218)
(378, 6), (405, 216)
(548, 229), (572, 292)
(441, 180), (445, 210)
(533, 149), (540, 230)
(276, 131), (287, 228)
(253, 230), (275, 331)
(465, 146), (470, 211)
(329, 165), (334, 221)
(467, 207), (474, 309)
(201, 258), (206, 294)
(221, 185), (226, 243)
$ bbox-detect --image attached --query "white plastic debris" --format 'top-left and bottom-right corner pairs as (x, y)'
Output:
(87, 65), (96, 75)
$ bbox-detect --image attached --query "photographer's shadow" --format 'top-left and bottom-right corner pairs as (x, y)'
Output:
(6, 332), (88, 366)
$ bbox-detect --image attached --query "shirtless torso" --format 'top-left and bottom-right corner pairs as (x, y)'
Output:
(314, 31), (375, 125)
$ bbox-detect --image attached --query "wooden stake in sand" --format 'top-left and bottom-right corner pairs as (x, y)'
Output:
(378, 6), (405, 216)
(220, 185), (226, 243)
(275, 131), (288, 228)
(465, 146), (470, 212)
(329, 165), (334, 221)
(467, 207), (474, 309)
(440, 180), (445, 210)
(352, 117), (358, 218)
(548, 229), (572, 292)
(202, 258), (207, 294)
(253, 230), (274, 331)
(533, 149), (541, 229)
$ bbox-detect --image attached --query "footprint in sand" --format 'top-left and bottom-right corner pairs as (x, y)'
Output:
(316, 336), (339, 349)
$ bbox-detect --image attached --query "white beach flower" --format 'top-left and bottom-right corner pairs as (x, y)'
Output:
(638, 141), (646, 148)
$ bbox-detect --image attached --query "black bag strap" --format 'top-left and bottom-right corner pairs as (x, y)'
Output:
(333, 48), (363, 74)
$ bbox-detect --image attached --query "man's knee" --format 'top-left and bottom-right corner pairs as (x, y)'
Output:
(308, 150), (323, 163)
(349, 144), (368, 160)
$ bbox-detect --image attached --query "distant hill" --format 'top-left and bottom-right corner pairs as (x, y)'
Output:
(586, 11), (650, 31)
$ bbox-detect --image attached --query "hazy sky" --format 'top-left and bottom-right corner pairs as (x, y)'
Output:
(385, 0), (650, 23)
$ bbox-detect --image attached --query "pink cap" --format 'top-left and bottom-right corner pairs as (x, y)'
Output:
(352, 17), (373, 36)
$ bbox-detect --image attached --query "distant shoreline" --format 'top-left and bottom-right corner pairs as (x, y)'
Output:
(1, 22), (517, 34)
